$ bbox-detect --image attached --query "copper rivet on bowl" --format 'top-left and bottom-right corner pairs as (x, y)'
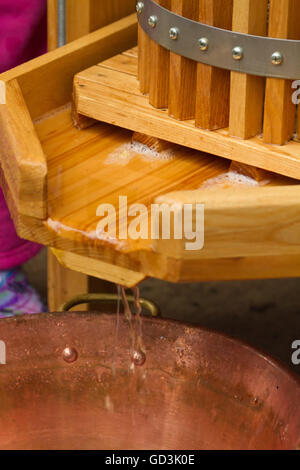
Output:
(62, 347), (78, 363)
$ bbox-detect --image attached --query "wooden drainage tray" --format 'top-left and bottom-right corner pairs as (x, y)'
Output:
(74, 46), (300, 181)
(1, 14), (300, 287)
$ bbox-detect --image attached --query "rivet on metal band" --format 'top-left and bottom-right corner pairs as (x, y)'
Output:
(271, 51), (283, 66)
(232, 46), (243, 61)
(198, 37), (209, 51)
(169, 27), (179, 40)
(136, 1), (144, 14)
(137, 0), (300, 80)
(148, 15), (157, 28)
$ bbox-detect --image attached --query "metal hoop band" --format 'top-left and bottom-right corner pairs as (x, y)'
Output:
(137, 0), (300, 80)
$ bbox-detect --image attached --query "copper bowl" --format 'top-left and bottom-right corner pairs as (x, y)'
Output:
(0, 312), (299, 450)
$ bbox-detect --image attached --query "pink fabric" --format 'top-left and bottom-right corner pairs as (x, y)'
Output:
(0, 0), (47, 269)
(0, 0), (47, 73)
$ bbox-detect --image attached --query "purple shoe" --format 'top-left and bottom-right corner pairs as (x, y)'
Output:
(0, 269), (46, 318)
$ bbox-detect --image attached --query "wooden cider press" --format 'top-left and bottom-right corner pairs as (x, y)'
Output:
(0, 0), (300, 450)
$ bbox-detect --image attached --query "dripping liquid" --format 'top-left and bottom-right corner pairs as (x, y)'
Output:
(112, 285), (121, 375)
(120, 285), (146, 368)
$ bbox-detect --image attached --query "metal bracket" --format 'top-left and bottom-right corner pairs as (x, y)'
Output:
(137, 0), (300, 80)
(57, 0), (66, 47)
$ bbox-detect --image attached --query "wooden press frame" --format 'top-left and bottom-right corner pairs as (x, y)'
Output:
(1, 1), (300, 310)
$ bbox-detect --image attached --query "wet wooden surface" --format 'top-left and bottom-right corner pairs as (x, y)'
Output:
(2, 99), (300, 284)
(30, 106), (300, 283)
(37, 106), (227, 255)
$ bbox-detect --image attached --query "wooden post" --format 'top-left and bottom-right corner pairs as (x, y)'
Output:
(48, 0), (136, 49)
(138, 26), (151, 94)
(48, 250), (89, 311)
(47, 251), (116, 311)
(263, 0), (300, 145)
(66, 0), (136, 42)
(47, 0), (58, 51)
(195, 0), (233, 129)
(149, 0), (171, 108)
(229, 0), (268, 139)
(168, 0), (199, 120)
(88, 0), (137, 33)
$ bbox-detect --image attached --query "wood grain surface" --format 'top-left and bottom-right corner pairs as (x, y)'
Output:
(74, 50), (300, 180)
